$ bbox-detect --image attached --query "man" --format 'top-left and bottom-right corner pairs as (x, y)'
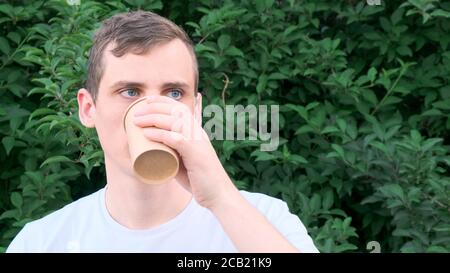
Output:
(7, 11), (318, 253)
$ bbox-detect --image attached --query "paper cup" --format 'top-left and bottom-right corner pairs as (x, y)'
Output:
(123, 97), (180, 184)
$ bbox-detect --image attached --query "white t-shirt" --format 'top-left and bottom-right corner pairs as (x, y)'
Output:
(6, 187), (318, 253)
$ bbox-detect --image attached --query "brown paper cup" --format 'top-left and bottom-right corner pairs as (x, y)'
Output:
(123, 97), (180, 184)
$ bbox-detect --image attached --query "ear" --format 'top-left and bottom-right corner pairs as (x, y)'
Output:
(77, 88), (96, 128)
(194, 92), (203, 125)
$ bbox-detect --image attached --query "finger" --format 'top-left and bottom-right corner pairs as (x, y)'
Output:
(133, 114), (177, 131)
(141, 96), (192, 118)
(133, 102), (173, 117)
(142, 127), (186, 153)
(194, 93), (202, 125)
(146, 95), (182, 106)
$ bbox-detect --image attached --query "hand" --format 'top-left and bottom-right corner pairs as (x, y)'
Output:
(132, 95), (238, 209)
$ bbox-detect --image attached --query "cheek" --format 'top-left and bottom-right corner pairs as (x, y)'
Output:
(94, 108), (128, 151)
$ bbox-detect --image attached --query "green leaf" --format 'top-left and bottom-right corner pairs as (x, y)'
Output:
(306, 102), (320, 111)
(396, 45), (412, 56)
(347, 122), (358, 140)
(289, 154), (308, 164)
(2, 136), (15, 156)
(310, 194), (321, 211)
(371, 119), (385, 141)
(238, 160), (257, 175)
(29, 108), (56, 121)
(380, 184), (405, 200)
(431, 9), (450, 18)
(286, 104), (309, 120)
(322, 189), (334, 210)
(7, 31), (21, 44)
(268, 72), (288, 80)
(391, 8), (404, 25)
(362, 90), (378, 105)
(336, 119), (347, 132)
(8, 83), (26, 97)
(410, 129), (422, 144)
(310, 107), (326, 128)
(0, 36), (11, 55)
(24, 170), (42, 183)
(385, 125), (401, 140)
(0, 4), (14, 17)
(195, 44), (216, 53)
(254, 1), (264, 12)
(85, 150), (104, 161)
(379, 17), (391, 32)
(433, 99), (450, 110)
(251, 151), (277, 162)
(0, 210), (19, 221)
(427, 246), (450, 253)
(331, 144), (345, 159)
(218, 34), (231, 50)
(364, 32), (381, 40)
(295, 125), (314, 135)
(422, 109), (442, 116)
(421, 138), (442, 153)
(40, 155), (73, 168)
(370, 140), (389, 154)
(225, 46), (244, 57)
(10, 192), (23, 208)
(256, 74), (268, 93)
(383, 96), (402, 106)
(321, 126), (340, 134)
(334, 243), (358, 252)
(368, 67), (377, 82)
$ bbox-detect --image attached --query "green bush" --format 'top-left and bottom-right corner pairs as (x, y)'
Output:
(1, 0), (449, 253)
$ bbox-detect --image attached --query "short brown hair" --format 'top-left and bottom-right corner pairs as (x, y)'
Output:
(85, 11), (198, 101)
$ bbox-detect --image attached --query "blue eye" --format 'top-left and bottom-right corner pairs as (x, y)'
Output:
(120, 88), (139, 98)
(167, 89), (182, 100)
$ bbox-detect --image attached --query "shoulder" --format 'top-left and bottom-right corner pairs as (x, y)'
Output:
(239, 190), (290, 216)
(29, 188), (101, 228)
(238, 190), (298, 224)
(6, 188), (103, 253)
(239, 190), (319, 253)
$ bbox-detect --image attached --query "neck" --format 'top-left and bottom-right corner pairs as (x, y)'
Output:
(104, 159), (192, 230)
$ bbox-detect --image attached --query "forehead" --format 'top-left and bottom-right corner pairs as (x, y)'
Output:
(98, 39), (196, 91)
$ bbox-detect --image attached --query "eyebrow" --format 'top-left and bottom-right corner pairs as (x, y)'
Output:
(160, 81), (191, 90)
(109, 80), (191, 91)
(109, 81), (146, 91)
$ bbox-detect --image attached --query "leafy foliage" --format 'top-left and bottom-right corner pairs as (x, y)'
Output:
(0, 0), (449, 253)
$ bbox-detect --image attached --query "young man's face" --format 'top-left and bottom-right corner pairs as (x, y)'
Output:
(78, 38), (198, 177)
